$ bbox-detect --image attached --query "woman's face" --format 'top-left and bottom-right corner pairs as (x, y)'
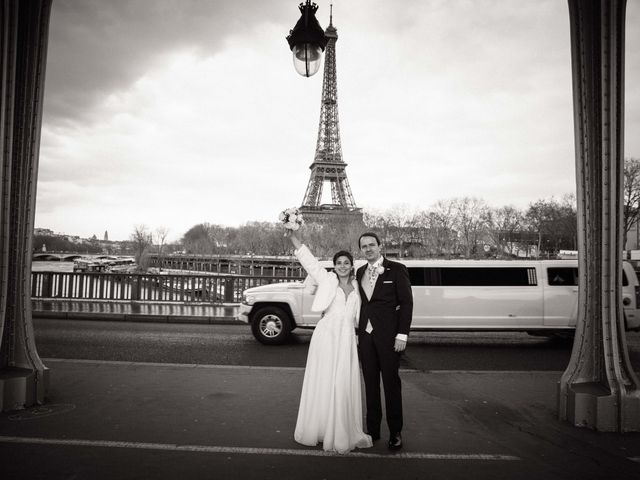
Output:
(334, 256), (353, 279)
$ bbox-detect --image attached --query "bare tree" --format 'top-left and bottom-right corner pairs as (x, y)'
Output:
(557, 194), (577, 251)
(130, 224), (153, 271)
(624, 157), (640, 248)
(298, 217), (363, 259)
(486, 205), (524, 257)
(155, 226), (169, 270)
(234, 222), (267, 255)
(525, 199), (555, 257)
(385, 204), (417, 257)
(182, 223), (221, 254)
(175, 191), (579, 259)
(525, 197), (576, 257)
(231, 222), (289, 256)
(428, 199), (458, 256)
(363, 209), (393, 246)
(405, 210), (430, 257)
(452, 197), (490, 258)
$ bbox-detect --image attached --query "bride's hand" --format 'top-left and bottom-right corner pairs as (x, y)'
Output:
(285, 229), (302, 249)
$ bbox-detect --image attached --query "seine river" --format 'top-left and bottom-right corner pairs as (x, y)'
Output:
(31, 261), (75, 272)
(31, 255), (135, 273)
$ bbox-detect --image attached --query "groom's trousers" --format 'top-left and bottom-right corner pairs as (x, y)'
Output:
(358, 330), (403, 436)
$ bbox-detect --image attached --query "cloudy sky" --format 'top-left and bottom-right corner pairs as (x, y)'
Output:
(37, 0), (640, 242)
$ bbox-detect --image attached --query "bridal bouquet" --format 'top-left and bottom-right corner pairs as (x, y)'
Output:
(279, 207), (304, 231)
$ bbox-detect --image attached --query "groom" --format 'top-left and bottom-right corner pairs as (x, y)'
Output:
(356, 232), (413, 450)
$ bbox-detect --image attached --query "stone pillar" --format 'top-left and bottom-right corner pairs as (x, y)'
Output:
(558, 0), (640, 431)
(0, 0), (52, 411)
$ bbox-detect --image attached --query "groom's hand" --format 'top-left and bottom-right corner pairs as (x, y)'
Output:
(394, 338), (407, 352)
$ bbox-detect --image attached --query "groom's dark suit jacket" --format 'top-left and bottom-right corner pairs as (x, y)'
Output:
(356, 258), (413, 339)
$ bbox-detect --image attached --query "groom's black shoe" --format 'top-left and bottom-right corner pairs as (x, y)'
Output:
(388, 433), (402, 450)
(369, 432), (380, 442)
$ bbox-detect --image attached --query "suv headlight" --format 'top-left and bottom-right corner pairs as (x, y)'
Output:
(243, 293), (255, 305)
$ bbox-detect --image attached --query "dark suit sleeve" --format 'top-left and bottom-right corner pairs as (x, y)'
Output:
(396, 263), (413, 336)
(355, 265), (366, 334)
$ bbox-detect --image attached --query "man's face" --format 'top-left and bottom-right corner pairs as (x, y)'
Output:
(359, 236), (381, 263)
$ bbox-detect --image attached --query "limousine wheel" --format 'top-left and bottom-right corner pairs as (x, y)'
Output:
(251, 306), (292, 345)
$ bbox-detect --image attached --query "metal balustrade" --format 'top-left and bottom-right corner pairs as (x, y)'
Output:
(31, 272), (301, 304)
(148, 254), (305, 277)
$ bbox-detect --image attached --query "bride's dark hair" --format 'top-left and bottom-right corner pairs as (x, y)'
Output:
(332, 250), (353, 266)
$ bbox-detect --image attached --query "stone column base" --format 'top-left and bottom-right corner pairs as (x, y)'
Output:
(560, 381), (640, 432)
(0, 367), (50, 412)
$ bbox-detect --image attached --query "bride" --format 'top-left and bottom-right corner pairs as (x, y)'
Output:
(286, 228), (372, 454)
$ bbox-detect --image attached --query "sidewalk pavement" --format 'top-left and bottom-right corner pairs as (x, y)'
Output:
(32, 299), (240, 324)
(1, 358), (639, 479)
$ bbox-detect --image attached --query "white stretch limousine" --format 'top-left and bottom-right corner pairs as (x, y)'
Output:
(237, 259), (640, 345)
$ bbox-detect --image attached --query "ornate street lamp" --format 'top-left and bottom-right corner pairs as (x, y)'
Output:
(286, 1), (328, 77)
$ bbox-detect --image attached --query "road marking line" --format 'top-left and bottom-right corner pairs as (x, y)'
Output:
(423, 370), (563, 374)
(42, 358), (560, 374)
(43, 358), (306, 371)
(0, 436), (519, 461)
(42, 358), (422, 372)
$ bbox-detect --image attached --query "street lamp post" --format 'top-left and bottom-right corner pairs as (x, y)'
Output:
(286, 1), (328, 77)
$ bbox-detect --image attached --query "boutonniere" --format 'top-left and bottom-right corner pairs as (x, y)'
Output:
(376, 265), (385, 275)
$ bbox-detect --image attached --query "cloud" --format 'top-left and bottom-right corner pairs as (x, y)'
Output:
(36, 0), (640, 241)
(44, 0), (293, 126)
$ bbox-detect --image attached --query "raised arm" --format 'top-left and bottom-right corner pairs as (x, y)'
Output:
(285, 230), (330, 285)
(285, 229), (303, 250)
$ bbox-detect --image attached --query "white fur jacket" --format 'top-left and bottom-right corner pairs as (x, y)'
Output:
(295, 245), (361, 324)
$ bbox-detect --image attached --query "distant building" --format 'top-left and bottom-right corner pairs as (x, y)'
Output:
(104, 230), (109, 241)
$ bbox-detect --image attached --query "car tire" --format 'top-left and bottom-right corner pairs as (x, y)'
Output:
(251, 306), (292, 345)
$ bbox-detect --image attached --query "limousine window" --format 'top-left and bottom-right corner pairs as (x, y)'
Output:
(408, 267), (537, 287)
(548, 268), (578, 286)
(547, 267), (629, 286)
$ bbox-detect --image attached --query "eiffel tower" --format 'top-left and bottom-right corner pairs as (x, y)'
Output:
(299, 8), (362, 225)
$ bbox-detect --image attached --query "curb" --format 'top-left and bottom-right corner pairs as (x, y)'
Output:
(32, 310), (242, 325)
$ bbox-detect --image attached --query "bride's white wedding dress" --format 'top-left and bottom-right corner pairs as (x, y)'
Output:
(293, 245), (372, 454)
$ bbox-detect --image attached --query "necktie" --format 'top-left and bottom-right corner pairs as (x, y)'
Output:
(368, 264), (377, 289)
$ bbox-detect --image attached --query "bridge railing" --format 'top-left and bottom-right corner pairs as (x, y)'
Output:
(31, 272), (302, 304)
(144, 253), (303, 276)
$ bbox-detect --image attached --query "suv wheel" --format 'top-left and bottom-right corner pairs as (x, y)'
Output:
(251, 306), (292, 345)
